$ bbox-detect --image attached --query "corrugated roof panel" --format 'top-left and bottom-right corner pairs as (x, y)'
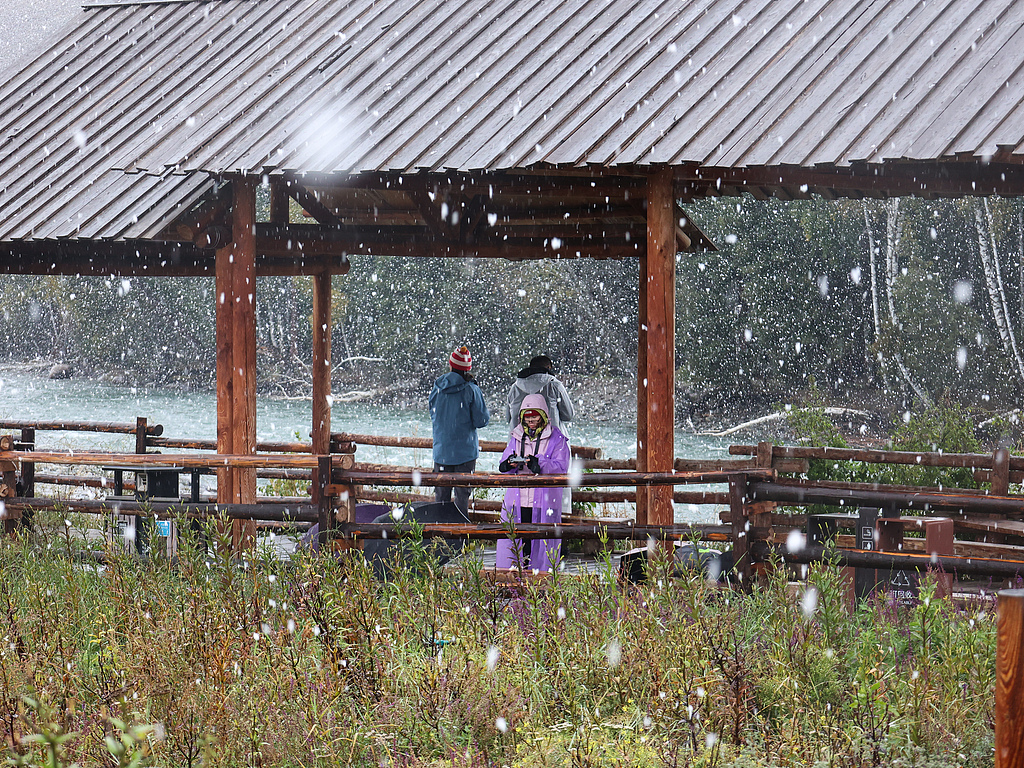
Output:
(1, 0), (1024, 241)
(916, 3), (1024, 158)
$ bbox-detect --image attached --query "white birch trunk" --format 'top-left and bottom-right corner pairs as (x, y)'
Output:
(984, 199), (1024, 379)
(884, 198), (902, 328)
(1019, 207), (1024, 330)
(863, 202), (889, 388)
(975, 201), (1024, 383)
(882, 198), (932, 406)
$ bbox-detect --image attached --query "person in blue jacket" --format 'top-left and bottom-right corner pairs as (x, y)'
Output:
(429, 345), (491, 513)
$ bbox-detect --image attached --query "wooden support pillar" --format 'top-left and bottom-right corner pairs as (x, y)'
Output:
(997, 589), (1024, 767)
(311, 271), (332, 455)
(637, 167), (676, 527)
(215, 241), (235, 505)
(216, 177), (258, 550)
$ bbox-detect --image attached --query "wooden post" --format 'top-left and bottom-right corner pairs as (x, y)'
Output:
(997, 589), (1024, 767)
(19, 428), (34, 498)
(216, 177), (258, 551)
(135, 417), (148, 455)
(316, 455), (332, 551)
(994, 447), (1011, 497)
(729, 476), (752, 589)
(311, 271), (332, 455)
(638, 166), (676, 528)
(751, 441), (776, 579)
(1, 457), (16, 535)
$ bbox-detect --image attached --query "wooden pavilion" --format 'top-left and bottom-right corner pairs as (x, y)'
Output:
(1, 0), (1024, 531)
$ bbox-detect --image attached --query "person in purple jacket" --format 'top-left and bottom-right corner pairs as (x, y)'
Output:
(496, 393), (570, 572)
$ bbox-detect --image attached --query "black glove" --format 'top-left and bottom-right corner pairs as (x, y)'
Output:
(527, 455), (541, 474)
(499, 456), (522, 473)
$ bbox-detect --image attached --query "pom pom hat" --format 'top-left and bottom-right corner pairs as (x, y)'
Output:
(449, 345), (472, 371)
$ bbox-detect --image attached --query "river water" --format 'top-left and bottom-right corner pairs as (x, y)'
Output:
(0, 370), (734, 522)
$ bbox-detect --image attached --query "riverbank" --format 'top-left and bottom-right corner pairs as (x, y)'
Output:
(4, 358), (1017, 448)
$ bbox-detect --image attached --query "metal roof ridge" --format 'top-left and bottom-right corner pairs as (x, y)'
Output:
(83, 0), (238, 8)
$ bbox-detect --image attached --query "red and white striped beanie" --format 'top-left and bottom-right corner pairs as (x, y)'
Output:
(449, 345), (472, 371)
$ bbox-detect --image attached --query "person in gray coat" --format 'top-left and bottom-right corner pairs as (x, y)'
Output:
(504, 355), (574, 435)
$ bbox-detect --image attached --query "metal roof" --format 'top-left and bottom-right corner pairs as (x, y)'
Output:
(1, 0), (1023, 241)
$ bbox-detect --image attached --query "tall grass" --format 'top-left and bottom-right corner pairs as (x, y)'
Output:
(0, 512), (996, 767)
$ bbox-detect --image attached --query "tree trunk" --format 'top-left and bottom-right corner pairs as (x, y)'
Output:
(881, 199), (932, 406)
(864, 202), (889, 388)
(975, 201), (1024, 383)
(884, 198), (902, 329)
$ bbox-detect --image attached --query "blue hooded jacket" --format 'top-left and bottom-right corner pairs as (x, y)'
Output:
(429, 371), (491, 464)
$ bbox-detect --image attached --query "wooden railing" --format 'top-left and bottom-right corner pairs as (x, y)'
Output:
(4, 420), (1024, 583)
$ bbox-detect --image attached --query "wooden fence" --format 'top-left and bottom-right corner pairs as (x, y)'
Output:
(3, 421), (1024, 583)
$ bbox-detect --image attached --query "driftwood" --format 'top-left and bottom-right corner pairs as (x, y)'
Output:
(695, 408), (871, 437)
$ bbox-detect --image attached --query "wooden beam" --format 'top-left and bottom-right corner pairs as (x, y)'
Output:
(254, 225), (642, 260)
(280, 169), (649, 196)
(287, 181), (342, 225)
(681, 161), (1024, 199)
(406, 183), (453, 241)
(311, 271), (332, 455)
(641, 167), (676, 528)
(255, 253), (351, 275)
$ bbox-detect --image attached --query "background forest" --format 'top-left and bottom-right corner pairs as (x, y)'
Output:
(3, 193), (1023, 422)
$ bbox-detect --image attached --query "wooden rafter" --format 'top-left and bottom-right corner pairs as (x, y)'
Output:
(287, 181), (341, 225)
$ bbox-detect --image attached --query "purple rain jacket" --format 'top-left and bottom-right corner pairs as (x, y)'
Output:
(496, 393), (571, 573)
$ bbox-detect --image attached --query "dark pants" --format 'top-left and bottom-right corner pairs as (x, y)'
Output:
(433, 459), (476, 514)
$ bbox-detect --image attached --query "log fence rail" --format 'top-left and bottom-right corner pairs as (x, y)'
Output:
(3, 421), (1024, 585)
